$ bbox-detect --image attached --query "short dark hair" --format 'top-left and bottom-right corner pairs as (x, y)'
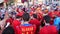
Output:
(33, 14), (37, 19)
(23, 13), (30, 21)
(16, 15), (21, 19)
(43, 15), (51, 23)
(2, 26), (14, 34)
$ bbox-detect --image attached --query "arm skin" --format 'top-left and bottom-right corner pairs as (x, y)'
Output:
(0, 12), (9, 30)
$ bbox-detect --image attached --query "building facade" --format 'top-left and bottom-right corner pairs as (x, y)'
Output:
(43, 0), (60, 6)
(14, 0), (60, 6)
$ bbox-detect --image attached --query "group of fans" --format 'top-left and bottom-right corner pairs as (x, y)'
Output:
(0, 4), (60, 34)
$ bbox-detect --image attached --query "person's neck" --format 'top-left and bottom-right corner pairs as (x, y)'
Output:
(33, 18), (36, 20)
(24, 21), (29, 24)
(45, 23), (50, 26)
(16, 19), (20, 20)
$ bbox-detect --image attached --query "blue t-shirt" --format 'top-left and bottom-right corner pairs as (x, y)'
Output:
(54, 17), (60, 30)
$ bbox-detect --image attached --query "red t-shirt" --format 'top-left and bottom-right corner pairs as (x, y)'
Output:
(14, 26), (21, 34)
(40, 25), (58, 34)
(29, 19), (41, 27)
(54, 11), (59, 16)
(12, 20), (21, 34)
(48, 12), (55, 18)
(12, 20), (21, 27)
(29, 19), (41, 33)
(6, 18), (14, 25)
(37, 13), (43, 21)
(19, 24), (36, 34)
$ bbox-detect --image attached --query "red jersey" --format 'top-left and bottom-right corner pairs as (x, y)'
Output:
(29, 19), (41, 26)
(12, 20), (21, 34)
(12, 20), (21, 27)
(19, 24), (36, 34)
(40, 25), (58, 34)
(29, 19), (41, 34)
(48, 12), (55, 18)
(37, 13), (43, 21)
(6, 18), (13, 25)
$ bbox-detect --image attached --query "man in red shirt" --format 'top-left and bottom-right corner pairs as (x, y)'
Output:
(40, 15), (58, 34)
(48, 11), (55, 25)
(29, 14), (41, 34)
(12, 15), (21, 34)
(18, 13), (36, 34)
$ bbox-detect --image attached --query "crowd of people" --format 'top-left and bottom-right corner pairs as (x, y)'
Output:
(0, 4), (60, 34)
